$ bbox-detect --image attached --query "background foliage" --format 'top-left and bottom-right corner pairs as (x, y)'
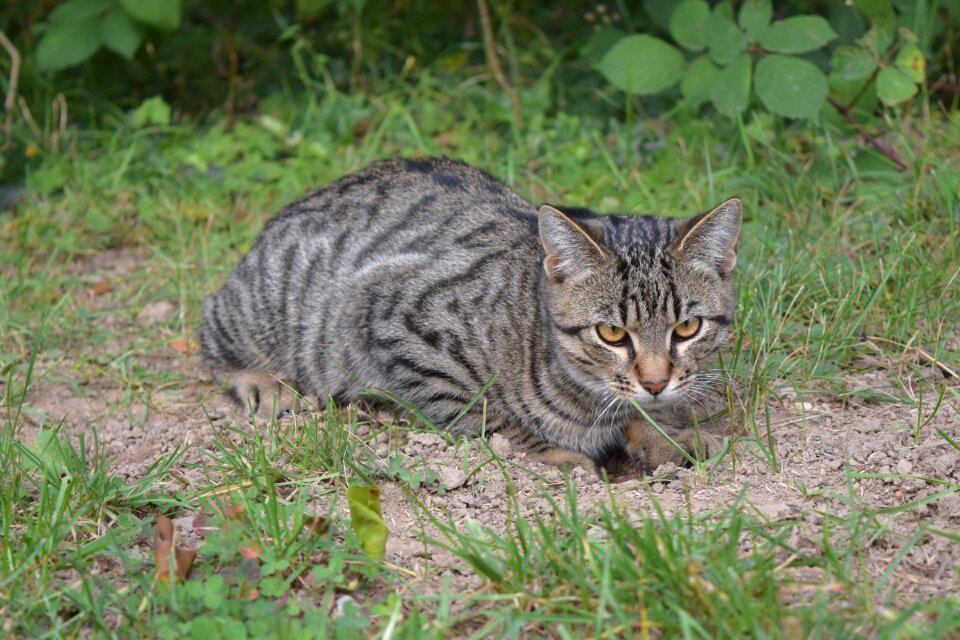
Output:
(1, 0), (959, 185)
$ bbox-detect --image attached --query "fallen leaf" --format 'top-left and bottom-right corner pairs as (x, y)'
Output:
(91, 279), (115, 295)
(154, 515), (197, 582)
(346, 485), (389, 562)
(169, 337), (198, 354)
(223, 503), (245, 520)
(304, 516), (330, 537)
(190, 514), (214, 537)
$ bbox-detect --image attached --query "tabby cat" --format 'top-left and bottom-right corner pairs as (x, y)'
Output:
(199, 157), (741, 472)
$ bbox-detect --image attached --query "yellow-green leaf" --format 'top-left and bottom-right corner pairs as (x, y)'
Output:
(347, 485), (389, 562)
(894, 42), (925, 83)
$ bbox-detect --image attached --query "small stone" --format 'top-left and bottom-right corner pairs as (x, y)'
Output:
(651, 482), (665, 494)
(754, 502), (794, 522)
(896, 459), (914, 475)
(136, 300), (176, 327)
(407, 432), (445, 447)
(489, 434), (512, 457)
(438, 466), (468, 490)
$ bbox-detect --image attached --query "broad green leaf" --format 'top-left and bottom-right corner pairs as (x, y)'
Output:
(894, 42), (925, 83)
(120, 0), (182, 30)
(710, 53), (751, 118)
(852, 0), (895, 33)
(100, 5), (144, 59)
(831, 45), (877, 81)
(681, 55), (721, 108)
(48, 0), (112, 23)
(597, 35), (684, 95)
(853, 0), (895, 52)
(755, 55), (828, 119)
(130, 96), (172, 127)
(347, 485), (389, 562)
(643, 0), (681, 30)
(738, 0), (772, 40)
(669, 0), (710, 52)
(36, 19), (103, 71)
(759, 16), (838, 54)
(706, 4), (747, 66)
(580, 28), (627, 64)
(876, 66), (918, 105)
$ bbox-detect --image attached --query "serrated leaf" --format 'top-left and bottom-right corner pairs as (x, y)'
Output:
(681, 55), (721, 108)
(36, 19), (103, 71)
(596, 35), (685, 95)
(876, 66), (918, 105)
(831, 46), (877, 81)
(346, 485), (389, 562)
(119, 0), (182, 30)
(894, 42), (925, 83)
(100, 6), (144, 59)
(738, 0), (772, 40)
(755, 55), (828, 119)
(759, 16), (838, 54)
(710, 53), (751, 118)
(706, 4), (748, 66)
(669, 0), (711, 52)
(48, 0), (112, 23)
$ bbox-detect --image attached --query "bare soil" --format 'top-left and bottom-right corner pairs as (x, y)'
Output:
(10, 249), (960, 608)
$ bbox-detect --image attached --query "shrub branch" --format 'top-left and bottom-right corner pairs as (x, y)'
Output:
(476, 0), (523, 130)
(827, 96), (907, 171)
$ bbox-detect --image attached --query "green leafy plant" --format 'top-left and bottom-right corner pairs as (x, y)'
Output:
(594, 0), (928, 128)
(35, 0), (182, 71)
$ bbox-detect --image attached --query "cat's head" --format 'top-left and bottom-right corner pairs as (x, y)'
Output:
(538, 199), (741, 409)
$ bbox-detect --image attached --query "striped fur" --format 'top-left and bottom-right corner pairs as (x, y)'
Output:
(199, 157), (741, 472)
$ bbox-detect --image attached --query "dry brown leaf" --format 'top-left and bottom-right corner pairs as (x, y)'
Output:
(223, 503), (245, 520)
(169, 337), (198, 354)
(304, 516), (330, 537)
(91, 279), (114, 295)
(154, 515), (196, 582)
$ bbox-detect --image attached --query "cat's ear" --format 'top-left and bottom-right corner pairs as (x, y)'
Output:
(538, 205), (609, 281)
(670, 198), (742, 274)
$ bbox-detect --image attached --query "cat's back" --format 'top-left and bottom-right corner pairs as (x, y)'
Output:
(260, 157), (539, 258)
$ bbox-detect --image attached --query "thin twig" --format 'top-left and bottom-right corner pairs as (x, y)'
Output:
(827, 96), (908, 171)
(0, 31), (20, 151)
(476, 0), (522, 130)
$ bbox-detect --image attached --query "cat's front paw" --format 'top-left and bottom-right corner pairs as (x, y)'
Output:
(618, 420), (721, 475)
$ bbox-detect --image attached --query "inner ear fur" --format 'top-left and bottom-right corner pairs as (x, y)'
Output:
(538, 204), (610, 280)
(671, 198), (742, 273)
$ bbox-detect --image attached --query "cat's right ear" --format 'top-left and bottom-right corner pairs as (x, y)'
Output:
(538, 205), (609, 281)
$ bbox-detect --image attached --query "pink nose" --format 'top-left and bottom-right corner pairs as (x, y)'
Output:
(640, 380), (668, 396)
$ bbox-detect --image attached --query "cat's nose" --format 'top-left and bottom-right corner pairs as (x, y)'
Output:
(640, 380), (668, 396)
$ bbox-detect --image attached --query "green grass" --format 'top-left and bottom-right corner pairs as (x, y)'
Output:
(1, 70), (959, 637)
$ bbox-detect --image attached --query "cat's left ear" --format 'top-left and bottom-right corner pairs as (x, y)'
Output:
(670, 198), (742, 275)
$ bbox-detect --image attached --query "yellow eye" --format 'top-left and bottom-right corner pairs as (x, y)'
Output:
(673, 317), (702, 340)
(597, 324), (628, 344)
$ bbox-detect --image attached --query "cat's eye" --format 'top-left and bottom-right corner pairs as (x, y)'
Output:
(672, 317), (702, 340)
(597, 324), (629, 345)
